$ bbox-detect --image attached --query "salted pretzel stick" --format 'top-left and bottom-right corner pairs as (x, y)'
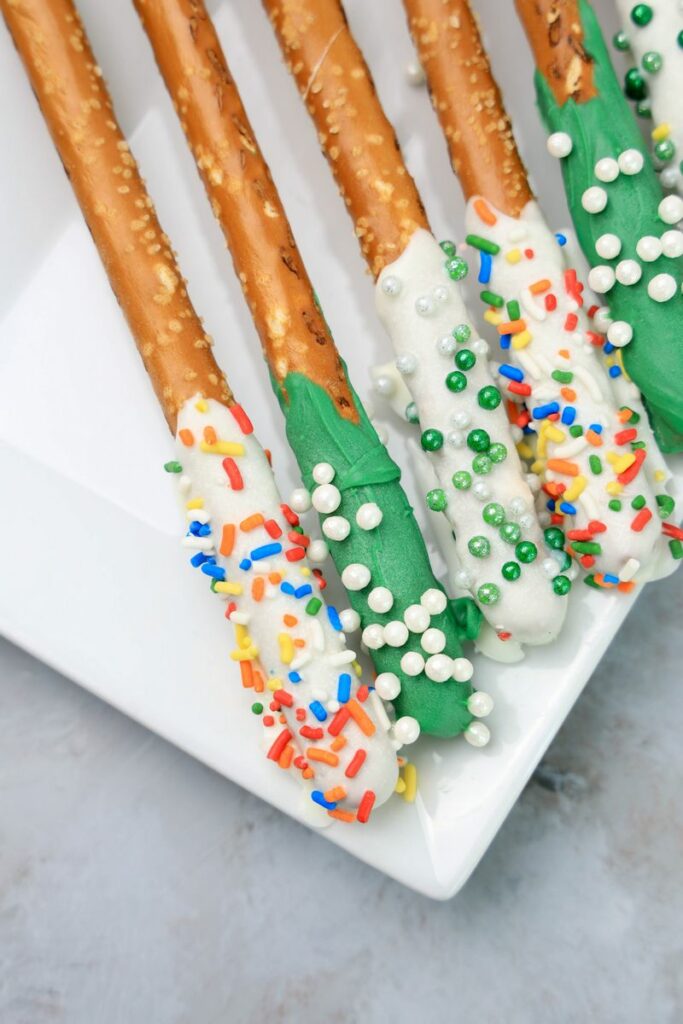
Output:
(132, 0), (495, 741)
(404, 0), (680, 588)
(2, 0), (401, 819)
(514, 0), (683, 455)
(265, 0), (570, 646)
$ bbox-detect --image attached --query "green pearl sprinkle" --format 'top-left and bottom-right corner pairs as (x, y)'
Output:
(426, 488), (448, 512)
(405, 401), (419, 423)
(515, 541), (538, 564)
(502, 561), (521, 582)
(452, 323), (472, 343)
(553, 575), (572, 596)
(251, 703), (264, 715)
(613, 29), (630, 51)
(631, 494), (646, 510)
(472, 454), (493, 475)
(477, 582), (500, 605)
(440, 239), (456, 257)
(656, 494), (675, 519)
(642, 50), (663, 74)
(445, 370), (468, 393)
(630, 4), (653, 27)
(608, 499), (623, 512)
(164, 460), (183, 473)
(544, 526), (565, 550)
(624, 67), (648, 100)
(488, 442), (508, 463)
(446, 256), (469, 281)
(478, 385), (502, 410)
(467, 428), (490, 452)
(468, 535), (491, 558)
(455, 348), (476, 371)
(421, 428), (444, 452)
(500, 522), (521, 545)
(483, 502), (506, 526)
(452, 470), (472, 490)
(636, 100), (652, 119)
(655, 139), (675, 162)
(678, 30), (683, 49)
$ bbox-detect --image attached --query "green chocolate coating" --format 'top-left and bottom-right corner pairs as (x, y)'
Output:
(273, 370), (482, 738)
(533, 0), (683, 452)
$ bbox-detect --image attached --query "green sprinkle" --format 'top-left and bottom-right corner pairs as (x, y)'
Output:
(405, 401), (419, 423)
(613, 30), (630, 51)
(469, 535), (491, 558)
(440, 239), (457, 257)
(445, 371), (468, 393)
(589, 455), (603, 475)
(560, 552), (572, 572)
(452, 323), (472, 343)
(636, 100), (652, 119)
(427, 488), (448, 512)
(467, 428), (490, 453)
(477, 583), (500, 605)
(515, 541), (538, 563)
(500, 522), (521, 545)
(551, 370), (574, 384)
(305, 597), (322, 616)
(455, 348), (476, 370)
(624, 67), (648, 100)
(466, 233), (500, 255)
(483, 502), (506, 526)
(642, 50), (663, 74)
(630, 4), (653, 28)
(569, 425), (584, 438)
(679, 30), (683, 49)
(472, 454), (493, 475)
(506, 300), (521, 321)
(620, 406), (640, 424)
(452, 470), (472, 490)
(571, 541), (603, 555)
(553, 575), (572, 596)
(544, 527), (565, 550)
(608, 499), (623, 512)
(478, 385), (502, 410)
(583, 574), (600, 590)
(480, 290), (504, 308)
(291, 524), (304, 534)
(251, 703), (264, 715)
(655, 139), (675, 162)
(631, 494), (646, 510)
(501, 561), (521, 582)
(656, 494), (675, 519)
(164, 460), (183, 473)
(632, 441), (647, 450)
(421, 428), (444, 452)
(446, 256), (469, 281)
(669, 539), (683, 560)
(488, 442), (508, 463)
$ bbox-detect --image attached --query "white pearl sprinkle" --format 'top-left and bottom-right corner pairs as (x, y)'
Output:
(393, 716), (420, 746)
(404, 604), (430, 633)
(421, 627), (446, 654)
(321, 515), (350, 541)
(339, 608), (360, 633)
(312, 462), (335, 485)
(581, 186), (608, 214)
(373, 374), (395, 397)
(433, 285), (449, 304)
(446, 429), (465, 448)
(472, 481), (491, 501)
(472, 338), (489, 356)
(542, 557), (558, 579)
(437, 334), (456, 356)
(405, 60), (425, 87)
(396, 354), (418, 376)
(384, 620), (409, 647)
(658, 195), (683, 225)
(420, 588), (447, 615)
(509, 496), (528, 518)
(587, 265), (616, 293)
(519, 513), (535, 530)
(454, 569), (474, 590)
(615, 259), (642, 286)
(594, 157), (619, 182)
(464, 721), (491, 747)
(593, 306), (613, 332)
(607, 321), (633, 347)
(636, 235), (662, 262)
(425, 654), (453, 682)
(661, 230), (683, 258)
(306, 539), (329, 562)
(547, 131), (573, 158)
(362, 624), (385, 650)
(367, 586), (394, 614)
(381, 274), (402, 296)
(375, 671), (401, 700)
(341, 562), (371, 591)
(452, 657), (475, 683)
(648, 273), (678, 302)
(355, 502), (383, 530)
(400, 651), (425, 677)
(289, 487), (312, 513)
(311, 483), (341, 514)
(451, 410), (471, 429)
(618, 148), (644, 175)
(467, 691), (493, 717)
(660, 166), (680, 189)
(415, 294), (436, 317)
(595, 233), (622, 260)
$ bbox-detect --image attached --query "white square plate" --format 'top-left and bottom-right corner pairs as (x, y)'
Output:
(0, 0), (680, 898)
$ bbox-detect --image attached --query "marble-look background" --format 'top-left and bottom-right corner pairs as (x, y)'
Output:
(1, 571), (681, 1024)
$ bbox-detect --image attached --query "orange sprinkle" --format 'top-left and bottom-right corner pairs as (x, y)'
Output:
(268, 572), (282, 585)
(561, 387), (577, 402)
(283, 614), (298, 627)
(530, 278), (552, 294)
(586, 429), (603, 447)
(346, 699), (376, 737)
(330, 735), (347, 752)
(558, 348), (570, 359)
(324, 786), (347, 803)
(302, 767), (314, 780)
(307, 748), (339, 767)
(240, 513), (264, 532)
(618, 580), (636, 593)
(278, 744), (294, 770)
(327, 808), (355, 823)
(253, 670), (265, 694)
(474, 197), (497, 225)
(220, 523), (235, 556)
(252, 577), (265, 601)
(546, 458), (580, 477)
(497, 319), (526, 335)
(618, 408), (633, 423)
(239, 661), (254, 689)
(178, 428), (194, 447)
(203, 425), (217, 445)
(279, 713), (287, 725)
(293, 638), (306, 648)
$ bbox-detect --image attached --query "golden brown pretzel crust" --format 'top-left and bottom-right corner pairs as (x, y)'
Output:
(0, 0), (232, 431)
(404, 0), (533, 218)
(515, 0), (597, 105)
(264, 0), (428, 278)
(133, 0), (357, 422)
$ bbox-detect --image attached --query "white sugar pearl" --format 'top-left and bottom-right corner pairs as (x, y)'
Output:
(618, 148), (644, 175)
(452, 657), (475, 683)
(454, 569), (474, 590)
(451, 409), (471, 429)
(661, 230), (683, 258)
(368, 586), (394, 614)
(356, 502), (383, 530)
(384, 620), (409, 647)
(658, 195), (683, 225)
(290, 487), (312, 513)
(421, 628), (446, 654)
(339, 608), (360, 632)
(547, 131), (572, 158)
(636, 235), (662, 262)
(396, 353), (418, 375)
(581, 186), (608, 213)
(464, 721), (491, 747)
(446, 430), (465, 448)
(648, 273), (678, 302)
(375, 672), (401, 700)
(509, 496), (528, 517)
(525, 473), (541, 494)
(381, 274), (402, 297)
(606, 321), (633, 347)
(468, 691), (494, 717)
(593, 306), (612, 331)
(421, 588), (447, 615)
(437, 334), (456, 356)
(362, 624), (385, 650)
(661, 166), (680, 189)
(425, 654), (453, 682)
(542, 557), (558, 578)
(400, 651), (425, 676)
(306, 539), (329, 562)
(595, 157), (619, 182)
(312, 462), (335, 485)
(341, 562), (371, 590)
(615, 259), (642, 286)
(519, 513), (535, 530)
(472, 481), (491, 501)
(405, 59), (425, 86)
(393, 716), (420, 745)
(415, 294), (436, 316)
(595, 233), (622, 259)
(373, 374), (395, 397)
(433, 285), (449, 304)
(312, 483), (341, 513)
(587, 265), (616, 293)
(322, 515), (350, 541)
(472, 338), (489, 356)
(404, 604), (430, 633)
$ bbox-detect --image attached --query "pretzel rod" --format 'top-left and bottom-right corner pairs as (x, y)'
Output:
(266, 0), (571, 646)
(515, 0), (683, 454)
(405, 0), (680, 587)
(2, 0), (402, 818)
(613, 0), (683, 197)
(132, 0), (498, 741)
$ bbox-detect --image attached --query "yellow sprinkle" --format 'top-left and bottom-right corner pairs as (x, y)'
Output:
(606, 481), (624, 496)
(544, 424), (566, 444)
(214, 581), (243, 595)
(564, 475), (587, 502)
(300, 566), (311, 577)
(186, 498), (204, 510)
(484, 310), (503, 326)
(194, 398), (208, 412)
(403, 763), (418, 803)
(654, 469), (666, 483)
(267, 677), (282, 692)
(606, 451), (636, 474)
(536, 431), (548, 458)
(517, 442), (535, 461)
(199, 441), (246, 456)
(235, 623), (252, 649)
(530, 459), (546, 476)
(230, 646), (259, 662)
(395, 776), (407, 795)
(278, 632), (294, 665)
(652, 122), (671, 142)
(353, 661), (362, 677)
(505, 248), (522, 264)
(511, 329), (533, 350)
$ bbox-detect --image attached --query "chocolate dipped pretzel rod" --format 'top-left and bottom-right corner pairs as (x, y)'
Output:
(613, 1), (683, 196)
(264, 0), (570, 646)
(131, 0), (495, 741)
(1, 0), (403, 820)
(404, 0), (680, 588)
(514, 0), (683, 454)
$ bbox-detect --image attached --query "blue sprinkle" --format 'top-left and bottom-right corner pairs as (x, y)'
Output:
(589, 423), (603, 434)
(478, 251), (492, 284)
(251, 542), (282, 560)
(604, 573), (620, 585)
(532, 402), (560, 420)
(309, 700), (328, 722)
(603, 341), (615, 355)
(560, 501), (577, 515)
(609, 365), (622, 378)
(499, 363), (524, 382)
(311, 790), (337, 810)
(188, 520), (211, 537)
(295, 584), (313, 599)
(337, 673), (352, 703)
(288, 671), (302, 684)
(280, 581), (296, 596)
(327, 606), (342, 631)
(190, 551), (211, 568)
(239, 558), (252, 571)
(561, 406), (576, 425)
(546, 499), (557, 512)
(522, 425), (536, 435)
(201, 563), (226, 581)
(500, 333), (512, 350)
(555, 233), (567, 247)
